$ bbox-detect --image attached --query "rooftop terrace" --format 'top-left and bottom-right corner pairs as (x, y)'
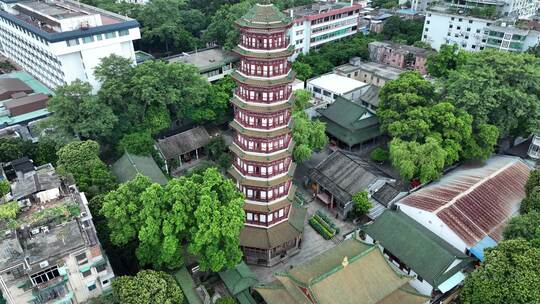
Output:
(165, 48), (239, 73)
(287, 2), (358, 18)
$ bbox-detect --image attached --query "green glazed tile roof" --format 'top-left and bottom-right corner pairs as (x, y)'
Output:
(317, 97), (381, 147)
(219, 262), (258, 296)
(236, 3), (292, 29)
(112, 152), (168, 185)
(233, 45), (294, 59)
(255, 239), (430, 304)
(232, 70), (296, 87)
(362, 209), (475, 287)
(173, 267), (203, 304)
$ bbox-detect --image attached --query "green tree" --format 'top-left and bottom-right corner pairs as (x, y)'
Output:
(292, 89), (311, 113)
(379, 16), (423, 45)
(48, 80), (117, 140)
(352, 191), (372, 215)
(112, 270), (183, 304)
(117, 131), (156, 157)
(0, 201), (19, 219)
(444, 50), (540, 138)
(426, 44), (469, 78)
(57, 141), (116, 197)
(521, 186), (540, 214)
(0, 138), (59, 166)
(204, 1), (254, 49)
(101, 169), (244, 271)
(503, 211), (540, 245)
(292, 113), (327, 162)
(370, 147), (389, 163)
(379, 72), (497, 182)
(527, 43), (540, 57)
(525, 170), (540, 195)
(292, 61), (313, 82)
(0, 180), (9, 197)
(460, 239), (540, 304)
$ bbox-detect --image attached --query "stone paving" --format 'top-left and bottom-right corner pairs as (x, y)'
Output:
(250, 148), (358, 283)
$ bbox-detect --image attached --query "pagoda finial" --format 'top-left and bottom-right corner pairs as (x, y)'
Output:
(342, 256), (349, 268)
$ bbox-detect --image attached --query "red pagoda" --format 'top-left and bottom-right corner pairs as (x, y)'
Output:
(229, 2), (306, 267)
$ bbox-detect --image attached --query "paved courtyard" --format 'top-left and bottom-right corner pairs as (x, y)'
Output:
(250, 150), (358, 283)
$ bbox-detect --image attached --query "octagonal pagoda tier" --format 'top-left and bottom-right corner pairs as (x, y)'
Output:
(228, 2), (306, 267)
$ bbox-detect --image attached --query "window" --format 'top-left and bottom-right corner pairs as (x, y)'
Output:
(260, 214), (266, 222)
(83, 36), (94, 44)
(95, 263), (107, 273)
(278, 209), (284, 217)
(76, 253), (87, 264)
(456, 26), (461, 30)
(476, 29), (481, 33)
(105, 32), (116, 39)
(449, 24), (453, 28)
(466, 27), (471, 31)
(458, 18), (462, 22)
(87, 281), (97, 291)
(469, 20), (473, 24)
(426, 20), (430, 24)
(313, 87), (321, 94)
(30, 266), (60, 285)
(95, 34), (103, 41)
(247, 213), (253, 221)
(82, 269), (92, 277)
(66, 39), (79, 46)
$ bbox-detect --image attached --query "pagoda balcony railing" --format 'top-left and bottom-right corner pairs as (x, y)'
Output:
(233, 159), (292, 178)
(238, 39), (290, 51)
(235, 88), (292, 104)
(237, 63), (291, 78)
(233, 136), (291, 153)
(243, 182), (292, 203)
(234, 114), (290, 130)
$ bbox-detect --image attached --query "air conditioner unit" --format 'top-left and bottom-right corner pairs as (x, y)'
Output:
(80, 212), (87, 218)
(31, 228), (40, 235)
(39, 261), (49, 269)
(41, 226), (49, 233)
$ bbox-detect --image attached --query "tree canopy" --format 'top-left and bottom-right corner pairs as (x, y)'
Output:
(460, 239), (540, 304)
(352, 191), (372, 215)
(291, 90), (327, 162)
(378, 72), (498, 183)
(444, 50), (540, 138)
(112, 270), (183, 304)
(503, 211), (540, 246)
(47, 80), (117, 141)
(0, 138), (58, 166)
(426, 44), (469, 78)
(56, 140), (116, 198)
(100, 168), (244, 271)
(378, 16), (423, 45)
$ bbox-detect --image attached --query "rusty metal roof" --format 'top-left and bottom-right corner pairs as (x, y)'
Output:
(399, 156), (532, 246)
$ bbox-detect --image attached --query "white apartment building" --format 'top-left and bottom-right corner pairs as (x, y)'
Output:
(422, 0), (540, 52)
(285, 1), (363, 60)
(0, 0), (140, 91)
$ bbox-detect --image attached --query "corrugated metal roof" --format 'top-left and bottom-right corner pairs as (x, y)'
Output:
(399, 156), (532, 246)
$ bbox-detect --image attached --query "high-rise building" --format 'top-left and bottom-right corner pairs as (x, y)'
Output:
(0, 0), (140, 91)
(228, 2), (306, 267)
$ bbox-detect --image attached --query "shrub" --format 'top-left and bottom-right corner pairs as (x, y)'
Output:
(315, 211), (340, 234)
(370, 147), (389, 163)
(309, 217), (333, 239)
(0, 201), (19, 220)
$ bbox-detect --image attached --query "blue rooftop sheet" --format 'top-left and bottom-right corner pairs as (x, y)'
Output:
(470, 236), (498, 261)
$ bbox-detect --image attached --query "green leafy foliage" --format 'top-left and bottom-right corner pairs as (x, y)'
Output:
(101, 168), (244, 271)
(460, 239), (540, 304)
(47, 80), (117, 141)
(503, 211), (540, 245)
(0, 180), (9, 197)
(379, 16), (424, 45)
(0, 138), (59, 166)
(378, 72), (498, 183)
(426, 44), (469, 78)
(56, 141), (116, 198)
(204, 1), (254, 49)
(117, 131), (156, 157)
(112, 270), (183, 304)
(291, 90), (327, 162)
(372, 0), (398, 8)
(0, 201), (19, 220)
(352, 190), (372, 215)
(444, 50), (540, 138)
(293, 34), (376, 77)
(370, 147), (389, 163)
(215, 296), (236, 304)
(292, 61), (313, 82)
(521, 186), (540, 214)
(205, 136), (232, 169)
(525, 170), (540, 196)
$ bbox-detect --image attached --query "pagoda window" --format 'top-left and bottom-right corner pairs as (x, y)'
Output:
(279, 185), (284, 194)
(254, 214), (259, 221)
(268, 118), (273, 126)
(247, 189), (253, 198)
(263, 38), (268, 48)
(268, 166), (273, 175)
(248, 141), (254, 149)
(262, 92), (268, 101)
(261, 142), (267, 151)
(269, 65), (273, 75)
(268, 213), (273, 222)
(248, 117), (254, 125)
(279, 138), (284, 147)
(278, 114), (284, 124)
(261, 191), (266, 199)
(261, 167), (267, 175)
(247, 165), (253, 173)
(262, 118), (267, 127)
(236, 158), (241, 166)
(260, 214), (267, 223)
(268, 190), (273, 199)
(279, 209), (284, 217)
(249, 91), (255, 99)
(247, 212), (253, 221)
(279, 162), (284, 171)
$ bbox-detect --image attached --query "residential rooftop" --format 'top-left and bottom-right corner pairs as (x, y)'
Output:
(308, 73), (367, 95)
(286, 2), (360, 19)
(334, 59), (404, 81)
(165, 48), (239, 73)
(369, 41), (434, 57)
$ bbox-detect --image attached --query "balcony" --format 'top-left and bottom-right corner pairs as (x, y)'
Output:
(233, 158), (292, 178)
(237, 63), (291, 78)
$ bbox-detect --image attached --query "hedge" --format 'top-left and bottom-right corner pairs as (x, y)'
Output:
(316, 210), (340, 234)
(309, 217), (333, 239)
